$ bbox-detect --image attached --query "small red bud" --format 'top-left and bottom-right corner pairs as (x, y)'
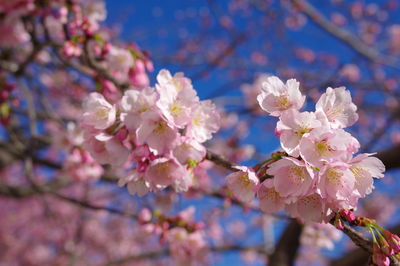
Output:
(340, 209), (356, 222)
(383, 230), (400, 253)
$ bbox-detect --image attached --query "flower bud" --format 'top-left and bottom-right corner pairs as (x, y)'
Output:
(339, 209), (356, 222)
(334, 217), (344, 230)
(383, 229), (400, 253)
(379, 236), (395, 256)
(373, 243), (390, 266)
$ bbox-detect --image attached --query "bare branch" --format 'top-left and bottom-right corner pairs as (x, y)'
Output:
(206, 150), (238, 172)
(268, 220), (303, 266)
(291, 0), (400, 69)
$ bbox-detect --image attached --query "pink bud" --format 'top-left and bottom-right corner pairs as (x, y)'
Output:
(340, 209), (356, 222)
(274, 127), (281, 137)
(373, 243), (391, 266)
(380, 237), (395, 256)
(115, 127), (129, 142)
(383, 230), (400, 253)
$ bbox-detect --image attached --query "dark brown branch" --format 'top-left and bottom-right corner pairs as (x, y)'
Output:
(206, 150), (237, 172)
(341, 224), (372, 253)
(376, 145), (400, 171)
(268, 220), (303, 266)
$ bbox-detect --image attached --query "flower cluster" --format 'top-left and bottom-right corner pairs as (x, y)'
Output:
(47, 121), (104, 182)
(81, 69), (220, 196)
(254, 76), (385, 222)
(225, 166), (259, 203)
(138, 207), (208, 266)
(52, 0), (153, 89)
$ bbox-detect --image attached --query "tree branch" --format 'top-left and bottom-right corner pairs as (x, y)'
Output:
(376, 145), (400, 171)
(332, 223), (400, 266)
(268, 220), (303, 266)
(291, 0), (400, 69)
(206, 150), (237, 171)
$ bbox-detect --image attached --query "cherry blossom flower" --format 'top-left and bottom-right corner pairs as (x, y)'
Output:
(156, 70), (199, 128)
(257, 179), (287, 213)
(145, 157), (186, 187)
(82, 0), (107, 29)
(185, 100), (220, 143)
(83, 136), (129, 166)
(136, 110), (179, 154)
(225, 166), (259, 203)
(172, 169), (194, 192)
(299, 127), (360, 168)
(257, 76), (305, 117)
(118, 169), (150, 197)
(120, 87), (158, 132)
(315, 86), (358, 129)
(173, 137), (206, 165)
(348, 153), (385, 197)
(285, 193), (331, 223)
(63, 149), (103, 181)
(156, 69), (195, 100)
(318, 162), (357, 204)
(167, 228), (208, 266)
(81, 92), (116, 130)
(276, 109), (321, 156)
(106, 46), (134, 79)
(267, 157), (314, 198)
